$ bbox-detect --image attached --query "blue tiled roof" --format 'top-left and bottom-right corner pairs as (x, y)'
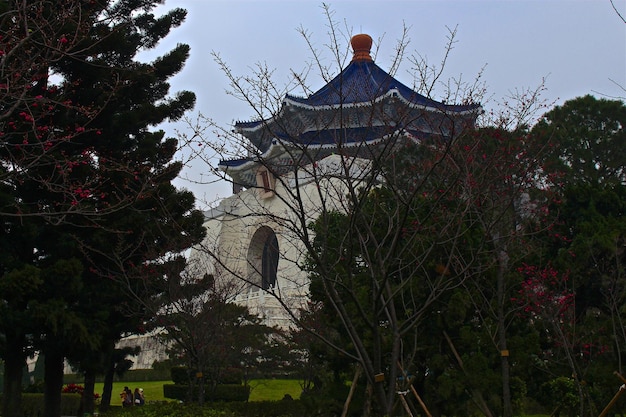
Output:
(219, 127), (432, 169)
(219, 158), (250, 168)
(222, 35), (483, 188)
(284, 60), (480, 112)
(292, 126), (424, 146)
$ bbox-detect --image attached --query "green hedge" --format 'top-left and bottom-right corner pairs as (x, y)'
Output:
(170, 366), (243, 385)
(64, 368), (172, 384)
(96, 400), (310, 417)
(95, 402), (236, 417)
(222, 399), (307, 417)
(163, 384), (250, 403)
(0, 393), (82, 417)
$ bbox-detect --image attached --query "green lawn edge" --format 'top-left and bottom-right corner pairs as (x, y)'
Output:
(94, 379), (302, 403)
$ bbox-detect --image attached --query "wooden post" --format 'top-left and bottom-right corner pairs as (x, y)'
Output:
(614, 371), (626, 385)
(397, 361), (433, 417)
(409, 385), (433, 417)
(341, 365), (361, 417)
(398, 392), (414, 417)
(597, 371), (626, 417)
(598, 384), (626, 417)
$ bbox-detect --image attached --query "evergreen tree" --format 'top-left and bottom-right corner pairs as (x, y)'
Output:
(0, 1), (205, 416)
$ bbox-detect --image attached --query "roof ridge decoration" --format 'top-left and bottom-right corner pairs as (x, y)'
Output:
(351, 33), (373, 62)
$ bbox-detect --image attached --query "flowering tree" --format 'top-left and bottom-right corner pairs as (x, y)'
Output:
(0, 1), (131, 221)
(514, 264), (602, 416)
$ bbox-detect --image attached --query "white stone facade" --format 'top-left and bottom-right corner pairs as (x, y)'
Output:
(188, 154), (360, 328)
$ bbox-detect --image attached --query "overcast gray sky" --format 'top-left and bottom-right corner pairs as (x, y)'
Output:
(152, 0), (626, 207)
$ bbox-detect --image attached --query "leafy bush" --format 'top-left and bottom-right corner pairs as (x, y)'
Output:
(300, 381), (363, 417)
(510, 376), (528, 415)
(220, 368), (244, 385)
(98, 401), (236, 417)
(163, 383), (250, 403)
(0, 393), (82, 417)
(24, 380), (45, 393)
(100, 399), (314, 417)
(222, 399), (307, 417)
(540, 377), (579, 417)
(170, 366), (243, 385)
(170, 366), (190, 385)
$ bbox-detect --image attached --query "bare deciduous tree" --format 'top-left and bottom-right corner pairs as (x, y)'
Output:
(185, 8), (553, 416)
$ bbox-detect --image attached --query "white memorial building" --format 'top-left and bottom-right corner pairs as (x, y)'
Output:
(188, 34), (481, 328)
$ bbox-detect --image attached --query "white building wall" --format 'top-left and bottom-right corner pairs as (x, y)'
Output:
(189, 155), (368, 329)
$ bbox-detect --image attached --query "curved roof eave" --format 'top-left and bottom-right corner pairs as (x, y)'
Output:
(218, 128), (418, 174)
(218, 141), (287, 172)
(282, 88), (481, 115)
(236, 89), (481, 134)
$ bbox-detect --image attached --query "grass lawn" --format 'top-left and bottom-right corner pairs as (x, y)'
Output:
(94, 381), (173, 404)
(94, 379), (302, 403)
(248, 379), (302, 401)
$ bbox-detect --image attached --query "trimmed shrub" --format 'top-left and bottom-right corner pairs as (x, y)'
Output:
(163, 383), (250, 403)
(170, 366), (190, 385)
(220, 367), (244, 385)
(169, 366), (243, 385)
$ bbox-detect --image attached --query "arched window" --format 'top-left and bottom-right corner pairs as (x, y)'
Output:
(262, 233), (279, 289)
(247, 227), (279, 290)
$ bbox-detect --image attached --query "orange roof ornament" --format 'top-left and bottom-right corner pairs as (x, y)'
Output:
(351, 33), (373, 62)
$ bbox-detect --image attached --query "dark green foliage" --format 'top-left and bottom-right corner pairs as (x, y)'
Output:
(223, 399), (308, 417)
(170, 366), (248, 388)
(300, 380), (363, 417)
(0, 1), (205, 416)
(157, 281), (283, 399)
(539, 377), (580, 417)
(302, 125), (557, 416)
(91, 399), (365, 417)
(170, 367), (190, 385)
(521, 96), (626, 414)
(99, 402), (237, 417)
(163, 384), (251, 403)
(509, 376), (528, 415)
(220, 368), (245, 385)
(532, 95), (626, 186)
(0, 393), (82, 417)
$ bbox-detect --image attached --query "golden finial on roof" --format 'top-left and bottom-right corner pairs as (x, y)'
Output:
(351, 33), (373, 62)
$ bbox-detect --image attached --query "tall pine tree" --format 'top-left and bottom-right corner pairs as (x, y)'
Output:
(0, 1), (205, 416)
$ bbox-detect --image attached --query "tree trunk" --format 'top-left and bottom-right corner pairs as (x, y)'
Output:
(43, 349), (65, 417)
(499, 340), (512, 417)
(99, 361), (115, 411)
(496, 244), (513, 417)
(2, 335), (26, 417)
(80, 369), (97, 415)
(198, 371), (205, 406)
